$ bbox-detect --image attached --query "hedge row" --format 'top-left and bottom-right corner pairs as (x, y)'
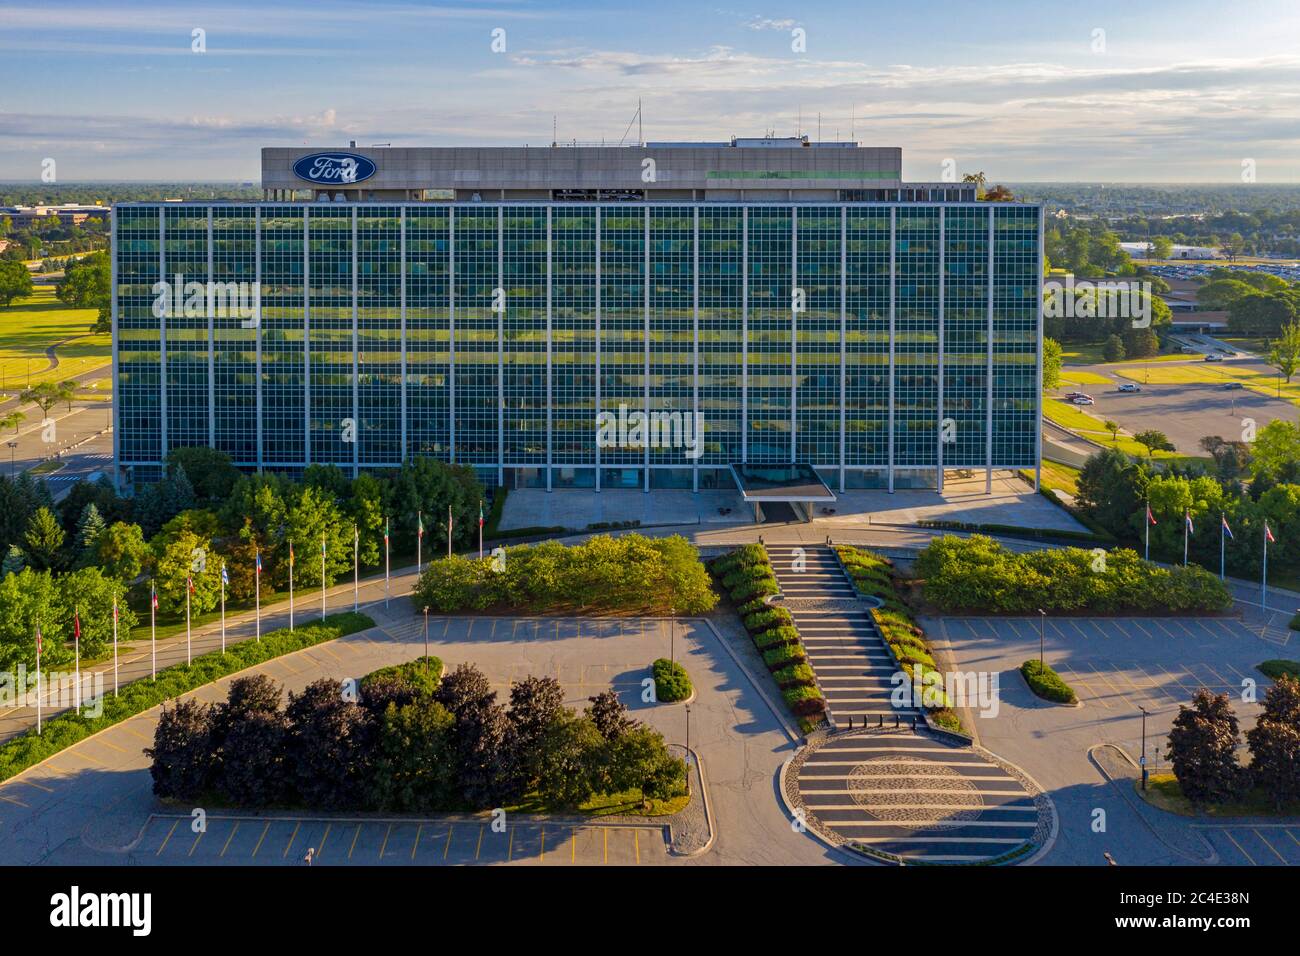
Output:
(1258, 660), (1300, 682)
(836, 545), (962, 731)
(651, 658), (693, 702)
(1020, 659), (1077, 704)
(0, 611), (376, 784)
(711, 546), (826, 727)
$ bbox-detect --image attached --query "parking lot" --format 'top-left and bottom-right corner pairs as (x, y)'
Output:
(1197, 825), (1300, 866)
(941, 616), (1270, 714)
(139, 813), (670, 866)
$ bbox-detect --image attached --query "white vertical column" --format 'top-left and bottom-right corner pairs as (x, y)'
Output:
(1035, 205), (1044, 492)
(986, 205), (995, 494)
(937, 207), (945, 494)
(839, 206), (847, 493)
(741, 207), (749, 464)
(594, 207), (602, 491)
(158, 207), (168, 464)
(790, 206), (798, 464)
(546, 207), (553, 492)
(303, 208), (311, 466)
(207, 208), (215, 448)
(887, 207), (895, 493)
(351, 206), (359, 478)
(111, 206), (121, 491)
(254, 208), (262, 473)
(692, 207), (700, 493)
(497, 206), (504, 487)
(448, 208), (456, 463)
(400, 207), (408, 466)
(643, 205), (650, 493)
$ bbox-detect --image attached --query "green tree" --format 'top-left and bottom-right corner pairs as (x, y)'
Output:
(1133, 429), (1174, 459)
(0, 567), (65, 670)
(365, 698), (457, 812)
(1075, 448), (1143, 537)
(152, 529), (219, 616)
(145, 699), (215, 800)
(1166, 690), (1245, 807)
(74, 501), (106, 566)
(1250, 420), (1300, 482)
(95, 521), (151, 582)
(2, 544), (25, 576)
(600, 724), (687, 803)
(1229, 293), (1295, 337)
(56, 567), (135, 660)
(22, 506), (65, 570)
(18, 381), (65, 419)
(0, 259), (33, 307)
(1267, 321), (1300, 384)
(535, 710), (603, 808)
(1151, 236), (1173, 260)
(1042, 337), (1062, 389)
(1196, 278), (1254, 312)
(1103, 419), (1121, 444)
(281, 484), (352, 589)
(349, 471), (387, 567)
(0, 410), (25, 434)
(1102, 334), (1126, 362)
(56, 251), (110, 332)
(165, 447), (241, 501)
(1121, 326), (1160, 359)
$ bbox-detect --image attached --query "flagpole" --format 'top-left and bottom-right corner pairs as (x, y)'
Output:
(150, 580), (156, 680)
(220, 563), (227, 654)
(479, 499), (484, 560)
(185, 578), (192, 665)
(1183, 509), (1189, 567)
(321, 533), (327, 622)
(1220, 514), (1226, 581)
(353, 524), (359, 612)
(384, 517), (390, 609)
(417, 509), (422, 575)
(1262, 524), (1270, 612)
(1145, 499), (1150, 562)
(289, 541), (295, 632)
(255, 549), (261, 642)
(112, 596), (119, 697)
(447, 503), (452, 558)
(74, 605), (80, 715)
(35, 627), (41, 735)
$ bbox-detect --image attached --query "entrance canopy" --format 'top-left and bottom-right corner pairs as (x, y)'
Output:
(729, 463), (836, 504)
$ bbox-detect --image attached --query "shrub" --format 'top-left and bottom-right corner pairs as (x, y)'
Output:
(1020, 660), (1077, 704)
(754, 625), (800, 650)
(763, 644), (805, 671)
(1289, 613), (1300, 633)
(782, 685), (826, 718)
(744, 607), (793, 634)
(1258, 660), (1300, 681)
(651, 658), (692, 702)
(146, 698), (214, 800)
(730, 575), (779, 604)
(773, 663), (816, 689)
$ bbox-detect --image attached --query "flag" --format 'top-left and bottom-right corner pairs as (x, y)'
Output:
(384, 519), (389, 544)
(289, 542), (295, 568)
(112, 602), (118, 622)
(1265, 521), (1276, 544)
(1146, 504), (1157, 526)
(479, 503), (485, 528)
(1221, 516), (1234, 540)
(255, 551), (263, 576)
(321, 537), (327, 557)
(35, 626), (42, 655)
(417, 514), (424, 539)
(151, 586), (159, 611)
(221, 563), (229, 586)
(187, 575), (195, 594)
(1185, 513), (1194, 535)
(73, 610), (81, 640)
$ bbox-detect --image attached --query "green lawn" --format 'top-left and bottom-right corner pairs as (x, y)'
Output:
(0, 286), (109, 392)
(1140, 773), (1300, 818)
(1060, 341), (1193, 367)
(1038, 460), (1081, 496)
(1042, 397), (1198, 462)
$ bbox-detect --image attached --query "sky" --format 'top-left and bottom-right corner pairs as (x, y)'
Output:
(2, 0), (1300, 182)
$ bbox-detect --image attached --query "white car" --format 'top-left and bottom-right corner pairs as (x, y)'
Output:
(1117, 383), (1141, 393)
(1071, 395), (1095, 406)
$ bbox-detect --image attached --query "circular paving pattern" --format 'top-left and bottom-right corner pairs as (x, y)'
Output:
(847, 755), (983, 826)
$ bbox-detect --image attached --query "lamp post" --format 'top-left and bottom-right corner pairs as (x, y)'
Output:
(7, 441), (15, 476)
(1038, 608), (1046, 669)
(1139, 705), (1150, 791)
(684, 703), (692, 796)
(669, 610), (675, 666)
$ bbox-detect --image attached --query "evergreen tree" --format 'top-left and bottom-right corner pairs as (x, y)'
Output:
(1246, 676), (1300, 810)
(75, 502), (107, 566)
(22, 506), (65, 571)
(1166, 690), (1245, 806)
(1, 544), (24, 576)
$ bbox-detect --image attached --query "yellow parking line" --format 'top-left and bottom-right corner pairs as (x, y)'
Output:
(318, 823), (332, 859)
(220, 822), (239, 858)
(603, 827), (608, 864)
(1223, 830), (1257, 866)
(1129, 663), (1180, 704)
(156, 819), (179, 856)
(94, 736), (130, 754)
(283, 821), (301, 858)
(379, 824), (392, 859)
(571, 827), (577, 863)
(1285, 829), (1300, 850)
(189, 826), (205, 857)
(120, 726), (154, 744)
(348, 824), (361, 860)
(634, 829), (640, 864)
(443, 825), (454, 860)
(475, 825), (483, 861)
(1058, 667), (1107, 709)
(1254, 829), (1288, 864)
(1085, 662), (1135, 708)
(0, 793), (30, 807)
(411, 824), (422, 860)
(252, 822), (270, 858)
(539, 827), (545, 860)
(14, 778), (54, 794)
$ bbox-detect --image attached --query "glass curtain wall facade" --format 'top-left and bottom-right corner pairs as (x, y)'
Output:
(113, 202), (1041, 490)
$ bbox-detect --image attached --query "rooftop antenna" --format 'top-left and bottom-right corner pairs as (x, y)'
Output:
(552, 114), (557, 147)
(619, 99), (643, 147)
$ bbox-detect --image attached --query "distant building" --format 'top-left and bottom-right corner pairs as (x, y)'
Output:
(0, 204), (110, 228)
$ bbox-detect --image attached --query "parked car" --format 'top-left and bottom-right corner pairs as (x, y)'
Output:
(1221, 382), (1244, 390)
(1204, 353), (1224, 362)
(1071, 395), (1096, 406)
(1117, 383), (1142, 393)
(1179, 346), (1198, 354)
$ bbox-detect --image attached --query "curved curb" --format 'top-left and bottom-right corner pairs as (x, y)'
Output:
(1017, 669), (1084, 709)
(668, 745), (716, 858)
(1087, 743), (1219, 865)
(777, 752), (884, 866)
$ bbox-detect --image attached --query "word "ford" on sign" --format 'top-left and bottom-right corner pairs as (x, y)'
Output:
(292, 152), (377, 185)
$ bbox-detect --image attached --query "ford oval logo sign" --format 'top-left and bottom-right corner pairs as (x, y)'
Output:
(292, 152), (377, 185)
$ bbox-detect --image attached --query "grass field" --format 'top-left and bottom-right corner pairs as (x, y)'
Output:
(1060, 341), (1195, 367)
(1042, 397), (1196, 462)
(1056, 370), (1115, 386)
(0, 286), (109, 392)
(1140, 773), (1300, 818)
(1038, 459), (1082, 496)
